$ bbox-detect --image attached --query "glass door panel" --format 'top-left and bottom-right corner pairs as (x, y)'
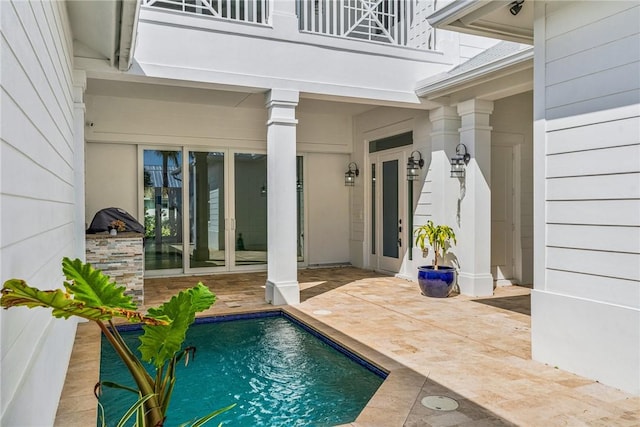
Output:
(143, 149), (183, 271)
(382, 159), (399, 258)
(234, 153), (267, 266)
(189, 151), (225, 268)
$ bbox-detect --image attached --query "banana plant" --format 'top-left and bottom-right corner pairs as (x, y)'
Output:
(414, 220), (456, 270)
(1, 257), (235, 427)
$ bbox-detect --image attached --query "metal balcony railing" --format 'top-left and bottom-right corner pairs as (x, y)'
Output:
(297, 0), (437, 49)
(142, 0), (269, 24)
(142, 0), (437, 50)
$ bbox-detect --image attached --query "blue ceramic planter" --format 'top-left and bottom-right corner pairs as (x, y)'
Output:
(417, 266), (456, 298)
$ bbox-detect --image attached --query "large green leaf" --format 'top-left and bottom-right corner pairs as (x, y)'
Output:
(1, 279), (170, 325)
(0, 279), (169, 325)
(62, 257), (136, 310)
(1, 279), (107, 320)
(139, 283), (215, 368)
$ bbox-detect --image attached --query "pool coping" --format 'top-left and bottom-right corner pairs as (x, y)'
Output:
(55, 306), (426, 426)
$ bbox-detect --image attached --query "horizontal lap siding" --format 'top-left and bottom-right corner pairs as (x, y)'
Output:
(0, 1), (77, 425)
(543, 2), (640, 306)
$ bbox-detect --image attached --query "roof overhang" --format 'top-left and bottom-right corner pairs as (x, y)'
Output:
(428, 0), (533, 44)
(67, 0), (140, 71)
(416, 46), (533, 103)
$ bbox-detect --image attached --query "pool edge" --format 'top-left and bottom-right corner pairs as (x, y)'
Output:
(282, 307), (428, 426)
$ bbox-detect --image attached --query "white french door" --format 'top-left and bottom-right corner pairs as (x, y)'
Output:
(371, 149), (406, 273)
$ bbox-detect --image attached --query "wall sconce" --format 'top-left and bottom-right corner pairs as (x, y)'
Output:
(344, 162), (359, 186)
(509, 0), (524, 16)
(450, 144), (470, 178)
(406, 150), (424, 181)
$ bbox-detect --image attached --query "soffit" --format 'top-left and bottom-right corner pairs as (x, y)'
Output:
(428, 0), (534, 44)
(68, 0), (139, 70)
(86, 79), (377, 115)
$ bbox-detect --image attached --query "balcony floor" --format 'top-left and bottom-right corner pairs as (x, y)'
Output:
(55, 267), (639, 426)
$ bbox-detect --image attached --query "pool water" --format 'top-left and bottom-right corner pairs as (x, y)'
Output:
(98, 313), (384, 426)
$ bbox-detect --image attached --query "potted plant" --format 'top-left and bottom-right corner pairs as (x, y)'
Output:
(414, 220), (457, 298)
(109, 219), (126, 235)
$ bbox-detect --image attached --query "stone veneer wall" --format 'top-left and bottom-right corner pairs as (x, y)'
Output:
(86, 233), (144, 305)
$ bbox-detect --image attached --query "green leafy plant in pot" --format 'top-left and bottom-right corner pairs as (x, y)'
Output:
(414, 220), (457, 297)
(1, 257), (235, 426)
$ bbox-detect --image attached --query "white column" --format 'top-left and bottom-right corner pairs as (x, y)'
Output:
(73, 70), (87, 260)
(456, 99), (494, 296)
(428, 106), (460, 227)
(265, 89), (300, 305)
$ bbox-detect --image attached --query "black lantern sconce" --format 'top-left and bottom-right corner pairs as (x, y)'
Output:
(509, 0), (524, 16)
(344, 162), (359, 186)
(406, 150), (424, 181)
(450, 144), (471, 178)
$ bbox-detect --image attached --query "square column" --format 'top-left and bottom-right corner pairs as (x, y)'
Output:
(428, 107), (461, 226)
(265, 89), (300, 305)
(73, 70), (87, 260)
(456, 99), (494, 296)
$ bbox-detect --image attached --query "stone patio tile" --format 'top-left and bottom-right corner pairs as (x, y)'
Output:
(55, 267), (640, 426)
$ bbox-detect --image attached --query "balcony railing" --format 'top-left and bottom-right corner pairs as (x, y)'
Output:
(298, 0), (436, 49)
(142, 0), (269, 24)
(143, 0), (437, 50)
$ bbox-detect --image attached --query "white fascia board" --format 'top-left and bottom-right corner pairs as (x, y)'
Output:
(427, 0), (509, 28)
(427, 0), (532, 44)
(118, 0), (141, 71)
(415, 46), (533, 98)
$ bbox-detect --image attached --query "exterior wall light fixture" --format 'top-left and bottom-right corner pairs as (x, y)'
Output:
(510, 0), (524, 16)
(407, 150), (424, 181)
(450, 144), (471, 178)
(345, 162), (359, 186)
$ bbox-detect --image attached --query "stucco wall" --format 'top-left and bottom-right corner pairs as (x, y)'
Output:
(491, 91), (534, 285)
(85, 143), (138, 225)
(531, 0), (640, 395)
(0, 1), (80, 424)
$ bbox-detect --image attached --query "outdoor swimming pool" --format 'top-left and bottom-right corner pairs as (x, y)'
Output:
(98, 312), (385, 426)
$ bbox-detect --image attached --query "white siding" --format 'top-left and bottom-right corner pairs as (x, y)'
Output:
(0, 1), (80, 425)
(532, 1), (640, 395)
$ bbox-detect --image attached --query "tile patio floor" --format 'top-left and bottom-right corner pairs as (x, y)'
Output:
(54, 267), (640, 426)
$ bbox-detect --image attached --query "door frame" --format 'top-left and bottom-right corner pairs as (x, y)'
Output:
(490, 132), (523, 285)
(368, 147), (409, 274)
(140, 145), (271, 276)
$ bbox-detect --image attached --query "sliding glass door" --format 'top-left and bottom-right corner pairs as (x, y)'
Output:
(232, 153), (267, 267)
(143, 149), (183, 273)
(189, 151), (225, 268)
(143, 148), (303, 275)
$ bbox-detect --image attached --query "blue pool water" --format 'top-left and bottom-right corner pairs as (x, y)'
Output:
(98, 313), (384, 426)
